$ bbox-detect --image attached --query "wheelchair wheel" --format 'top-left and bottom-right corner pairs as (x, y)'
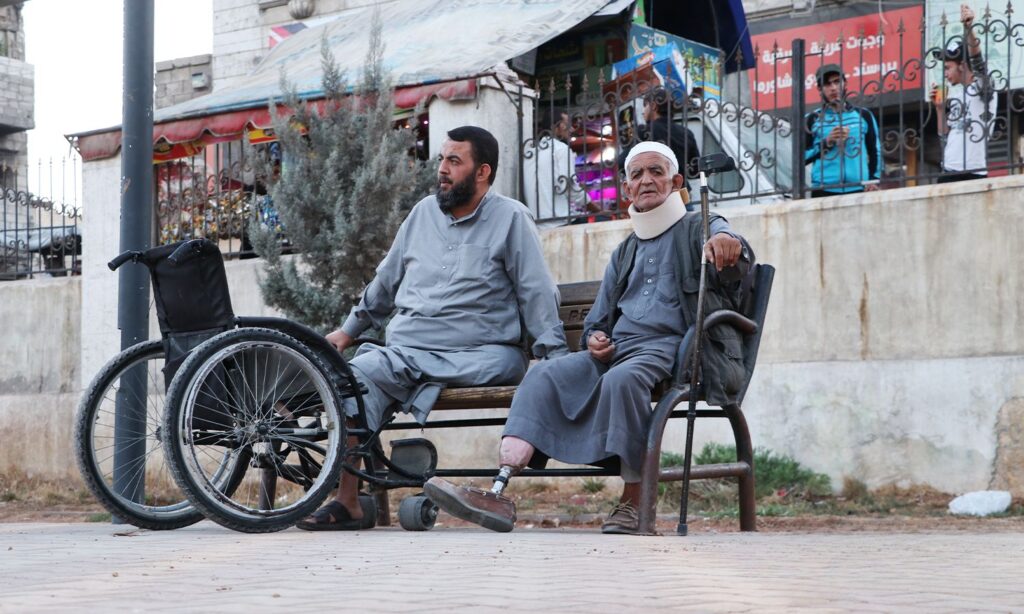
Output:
(74, 341), (201, 530)
(398, 495), (438, 531)
(163, 328), (347, 533)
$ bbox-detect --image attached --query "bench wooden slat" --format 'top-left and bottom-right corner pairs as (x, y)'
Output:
(431, 382), (670, 412)
(433, 385), (516, 410)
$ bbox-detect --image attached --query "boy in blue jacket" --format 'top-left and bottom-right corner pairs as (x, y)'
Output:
(804, 64), (882, 197)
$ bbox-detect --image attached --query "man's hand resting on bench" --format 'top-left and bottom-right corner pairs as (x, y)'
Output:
(588, 332), (615, 363)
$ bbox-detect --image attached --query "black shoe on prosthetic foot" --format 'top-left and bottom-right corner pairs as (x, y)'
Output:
(424, 476), (516, 533)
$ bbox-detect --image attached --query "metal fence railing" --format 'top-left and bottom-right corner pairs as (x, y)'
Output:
(516, 5), (1024, 225)
(155, 140), (276, 259)
(0, 160), (82, 281)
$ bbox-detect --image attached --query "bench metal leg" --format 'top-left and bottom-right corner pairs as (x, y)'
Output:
(638, 388), (687, 536)
(727, 404), (757, 532)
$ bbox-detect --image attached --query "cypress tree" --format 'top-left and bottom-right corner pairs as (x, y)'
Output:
(250, 15), (434, 333)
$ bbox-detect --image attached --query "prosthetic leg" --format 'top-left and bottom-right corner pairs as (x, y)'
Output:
(423, 437), (534, 532)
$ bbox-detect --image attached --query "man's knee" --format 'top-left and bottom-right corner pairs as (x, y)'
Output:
(599, 364), (650, 393)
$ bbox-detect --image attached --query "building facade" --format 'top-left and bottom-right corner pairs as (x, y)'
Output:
(0, 1), (34, 186)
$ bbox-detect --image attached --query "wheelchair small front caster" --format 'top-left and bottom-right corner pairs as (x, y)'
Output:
(398, 494), (438, 531)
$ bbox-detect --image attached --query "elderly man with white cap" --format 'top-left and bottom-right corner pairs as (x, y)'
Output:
(426, 141), (751, 534)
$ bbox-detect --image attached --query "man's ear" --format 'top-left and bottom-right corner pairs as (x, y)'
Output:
(621, 175), (634, 200)
(672, 173), (685, 189)
(477, 163), (492, 184)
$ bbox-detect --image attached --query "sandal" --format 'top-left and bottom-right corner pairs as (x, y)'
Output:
(296, 500), (376, 531)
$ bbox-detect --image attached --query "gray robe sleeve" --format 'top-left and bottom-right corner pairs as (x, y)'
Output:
(581, 243), (621, 349)
(340, 217), (409, 338)
(504, 209), (569, 358)
(709, 217), (752, 284)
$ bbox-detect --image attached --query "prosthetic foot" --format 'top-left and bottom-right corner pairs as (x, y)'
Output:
(424, 467), (517, 533)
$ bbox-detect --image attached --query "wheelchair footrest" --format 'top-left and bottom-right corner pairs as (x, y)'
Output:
(389, 438), (438, 477)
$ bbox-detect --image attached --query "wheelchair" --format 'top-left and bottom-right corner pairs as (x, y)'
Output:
(77, 238), (434, 533)
(74, 239), (239, 529)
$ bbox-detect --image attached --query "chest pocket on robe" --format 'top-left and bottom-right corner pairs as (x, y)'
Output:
(456, 244), (490, 280)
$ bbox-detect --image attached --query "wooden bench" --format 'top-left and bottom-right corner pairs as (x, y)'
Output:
(378, 264), (775, 535)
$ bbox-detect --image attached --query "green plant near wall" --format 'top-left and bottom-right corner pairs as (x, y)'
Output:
(658, 444), (833, 513)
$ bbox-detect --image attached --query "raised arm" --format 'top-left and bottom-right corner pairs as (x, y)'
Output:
(962, 4), (995, 106)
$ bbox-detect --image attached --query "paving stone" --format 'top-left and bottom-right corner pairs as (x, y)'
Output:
(1, 523), (1023, 611)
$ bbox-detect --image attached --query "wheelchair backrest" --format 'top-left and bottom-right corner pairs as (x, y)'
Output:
(139, 239), (235, 335)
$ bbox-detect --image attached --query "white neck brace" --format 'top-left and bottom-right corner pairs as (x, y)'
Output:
(628, 191), (687, 239)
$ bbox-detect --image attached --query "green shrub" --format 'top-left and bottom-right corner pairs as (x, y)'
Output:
(693, 443), (832, 498)
(657, 444), (832, 513)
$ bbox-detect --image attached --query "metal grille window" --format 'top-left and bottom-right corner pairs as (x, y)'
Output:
(0, 160), (81, 281)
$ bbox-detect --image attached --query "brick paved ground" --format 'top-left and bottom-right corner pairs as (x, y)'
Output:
(1, 522), (1022, 612)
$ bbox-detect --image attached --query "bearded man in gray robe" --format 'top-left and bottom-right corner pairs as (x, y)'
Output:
(426, 141), (749, 534)
(298, 126), (568, 530)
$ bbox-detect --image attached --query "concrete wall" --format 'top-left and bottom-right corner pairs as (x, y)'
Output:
(10, 166), (1024, 496)
(155, 54), (213, 109)
(0, 276), (80, 479)
(79, 156), (124, 387)
(0, 4), (25, 61)
(0, 56), (33, 133)
(0, 3), (31, 175)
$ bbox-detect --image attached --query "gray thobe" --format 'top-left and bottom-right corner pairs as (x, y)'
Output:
(503, 216), (734, 480)
(340, 190), (568, 429)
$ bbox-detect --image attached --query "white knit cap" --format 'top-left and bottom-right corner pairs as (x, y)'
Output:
(623, 141), (679, 176)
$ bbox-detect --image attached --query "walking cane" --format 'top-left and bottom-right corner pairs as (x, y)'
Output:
(678, 153), (736, 536)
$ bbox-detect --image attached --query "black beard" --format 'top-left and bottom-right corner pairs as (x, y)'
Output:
(436, 174), (477, 212)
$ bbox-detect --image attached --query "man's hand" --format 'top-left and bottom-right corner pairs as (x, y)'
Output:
(961, 3), (974, 29)
(325, 329), (354, 353)
(865, 183), (880, 192)
(704, 233), (743, 272)
(825, 126), (849, 147)
(961, 4), (982, 56)
(587, 331), (615, 363)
